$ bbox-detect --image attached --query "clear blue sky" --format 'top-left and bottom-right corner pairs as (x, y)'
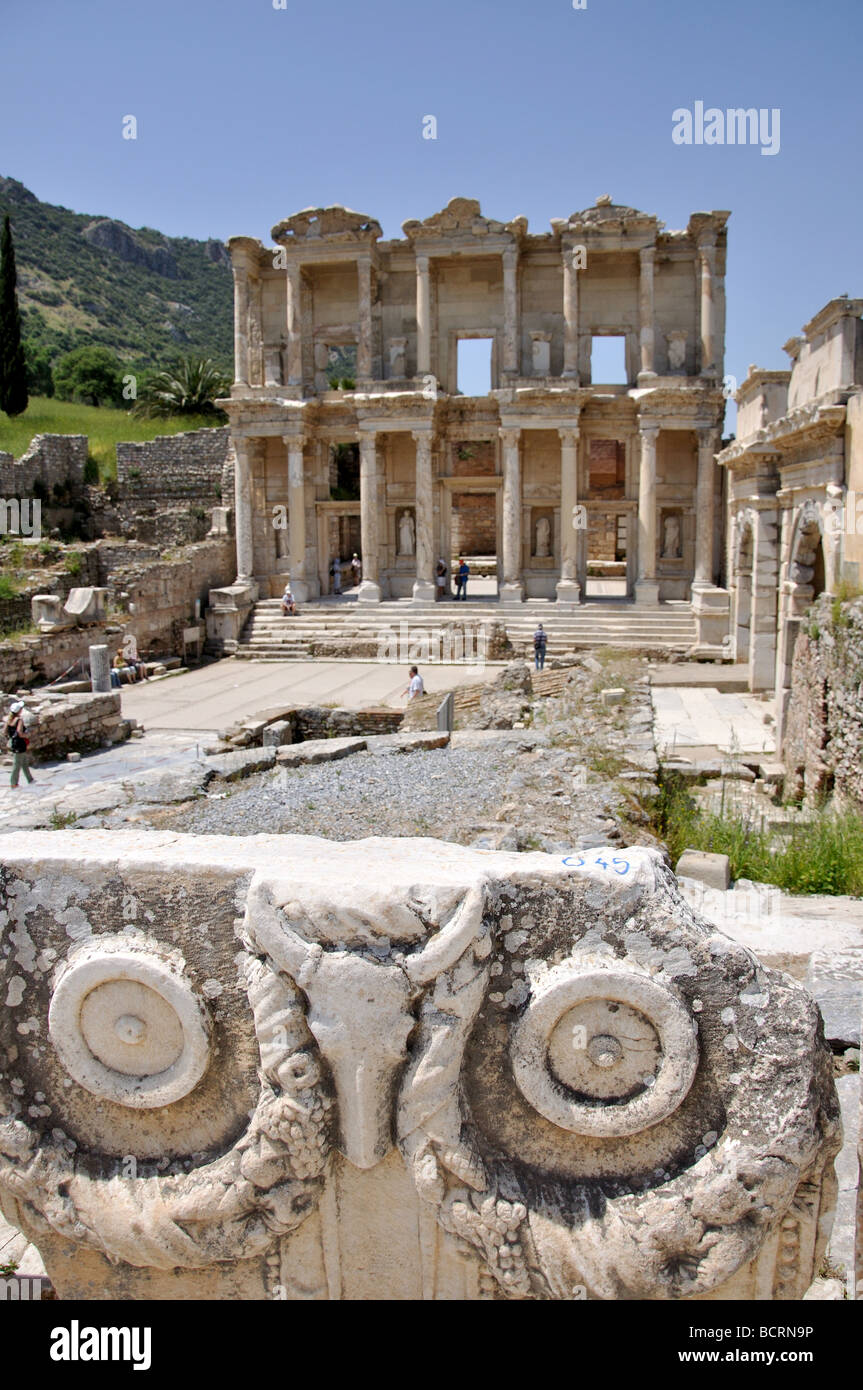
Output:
(2, 0), (861, 411)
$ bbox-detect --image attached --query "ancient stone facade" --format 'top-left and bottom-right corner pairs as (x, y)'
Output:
(718, 298), (863, 735)
(1, 691), (130, 759)
(220, 197), (728, 619)
(782, 593), (863, 809)
(0, 831), (839, 1300)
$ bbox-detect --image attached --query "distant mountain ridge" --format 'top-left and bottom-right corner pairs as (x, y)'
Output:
(0, 177), (233, 371)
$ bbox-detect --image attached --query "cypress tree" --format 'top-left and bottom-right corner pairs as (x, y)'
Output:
(0, 213), (29, 417)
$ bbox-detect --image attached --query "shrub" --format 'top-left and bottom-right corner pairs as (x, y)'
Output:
(64, 549), (83, 576)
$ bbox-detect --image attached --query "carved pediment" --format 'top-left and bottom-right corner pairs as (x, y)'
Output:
(402, 196), (527, 241)
(271, 206), (382, 244)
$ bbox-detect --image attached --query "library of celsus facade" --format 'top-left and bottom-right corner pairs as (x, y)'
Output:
(219, 196), (729, 627)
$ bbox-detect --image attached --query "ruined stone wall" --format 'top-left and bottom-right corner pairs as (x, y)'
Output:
(292, 706), (403, 740)
(112, 428), (234, 547)
(100, 536), (234, 658)
(0, 434), (87, 499)
(0, 625), (121, 691)
(783, 593), (863, 807)
(4, 690), (129, 758)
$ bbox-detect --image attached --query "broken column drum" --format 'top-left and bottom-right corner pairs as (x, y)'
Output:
(0, 832), (840, 1300)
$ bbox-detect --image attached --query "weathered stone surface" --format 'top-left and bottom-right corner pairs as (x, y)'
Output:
(262, 720), (293, 748)
(274, 737), (366, 767)
(206, 748), (277, 781)
(676, 850), (731, 891)
(0, 830), (840, 1301)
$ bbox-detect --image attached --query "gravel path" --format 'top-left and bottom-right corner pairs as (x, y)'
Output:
(162, 743), (522, 842)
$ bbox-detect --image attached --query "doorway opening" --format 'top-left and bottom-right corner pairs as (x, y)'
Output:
(450, 491), (498, 597)
(584, 438), (628, 598)
(329, 443), (360, 500)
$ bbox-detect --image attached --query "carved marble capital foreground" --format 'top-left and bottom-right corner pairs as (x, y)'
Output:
(0, 832), (840, 1301)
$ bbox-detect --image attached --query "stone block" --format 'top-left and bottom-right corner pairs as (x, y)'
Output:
(262, 720), (293, 748)
(275, 737), (367, 768)
(0, 831), (840, 1302)
(600, 688), (625, 707)
(206, 748), (276, 781)
(676, 849), (731, 890)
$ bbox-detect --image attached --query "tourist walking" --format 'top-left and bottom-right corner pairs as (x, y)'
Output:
(403, 665), (425, 700)
(351, 553), (361, 586)
(332, 556), (342, 594)
(5, 701), (34, 787)
(455, 557), (470, 600)
(435, 558), (448, 601)
(533, 622), (547, 671)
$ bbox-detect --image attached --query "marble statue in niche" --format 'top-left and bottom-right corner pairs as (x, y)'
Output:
(535, 516), (552, 558)
(398, 510), (415, 556)
(662, 514), (682, 559)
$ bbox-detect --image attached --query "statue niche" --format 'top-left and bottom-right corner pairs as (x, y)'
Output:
(398, 509), (416, 557)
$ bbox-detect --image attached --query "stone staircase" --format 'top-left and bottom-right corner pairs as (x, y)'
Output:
(235, 597), (697, 660)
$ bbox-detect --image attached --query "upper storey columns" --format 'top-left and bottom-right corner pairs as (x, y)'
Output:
(699, 236), (717, 376)
(286, 264), (303, 387)
(229, 240), (260, 390)
(639, 247), (656, 379)
(562, 246), (580, 381)
(357, 256), (374, 384)
(416, 255), (432, 378)
(501, 248), (519, 379)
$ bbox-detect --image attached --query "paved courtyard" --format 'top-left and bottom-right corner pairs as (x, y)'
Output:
(650, 684), (776, 757)
(119, 657), (491, 731)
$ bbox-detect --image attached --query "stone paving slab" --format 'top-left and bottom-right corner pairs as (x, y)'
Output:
(652, 685), (776, 756)
(274, 737), (367, 767)
(205, 748), (277, 781)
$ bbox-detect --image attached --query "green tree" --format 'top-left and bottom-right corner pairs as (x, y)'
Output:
(0, 214), (29, 417)
(133, 355), (230, 418)
(54, 345), (123, 407)
(24, 340), (55, 397)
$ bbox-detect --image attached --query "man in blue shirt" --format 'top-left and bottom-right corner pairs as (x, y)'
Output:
(533, 623), (547, 670)
(456, 557), (470, 601)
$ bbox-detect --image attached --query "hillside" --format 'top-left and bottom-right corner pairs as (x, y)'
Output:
(0, 177), (233, 372)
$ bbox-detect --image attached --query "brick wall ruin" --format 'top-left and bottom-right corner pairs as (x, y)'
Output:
(0, 434), (87, 500)
(782, 593), (863, 808)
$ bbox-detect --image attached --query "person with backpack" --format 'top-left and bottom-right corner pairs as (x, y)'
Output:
(533, 623), (548, 671)
(5, 700), (34, 787)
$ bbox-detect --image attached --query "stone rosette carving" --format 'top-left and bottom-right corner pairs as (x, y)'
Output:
(0, 832), (841, 1300)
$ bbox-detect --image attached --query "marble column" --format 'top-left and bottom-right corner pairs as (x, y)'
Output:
(699, 240), (716, 375)
(556, 426), (582, 605)
(357, 256), (373, 383)
(234, 436), (254, 583)
(286, 263), (303, 387)
(502, 248), (519, 378)
(693, 428), (718, 588)
(500, 427), (524, 604)
(358, 432), (382, 604)
(639, 247), (656, 378)
(416, 254), (431, 377)
(232, 262), (250, 388)
(562, 249), (580, 380)
(285, 434), (309, 602)
(412, 430), (435, 603)
(635, 422), (660, 605)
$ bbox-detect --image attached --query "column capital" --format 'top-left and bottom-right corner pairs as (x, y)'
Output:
(558, 426), (580, 446)
(639, 245), (656, 266)
(415, 252), (430, 271)
(638, 419), (661, 439)
(502, 246), (519, 270)
(499, 426), (521, 447)
(282, 433), (307, 451)
(410, 428), (435, 445)
(697, 424), (720, 450)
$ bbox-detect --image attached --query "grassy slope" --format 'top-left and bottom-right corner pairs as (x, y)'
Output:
(0, 396), (220, 477)
(0, 176), (232, 371)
